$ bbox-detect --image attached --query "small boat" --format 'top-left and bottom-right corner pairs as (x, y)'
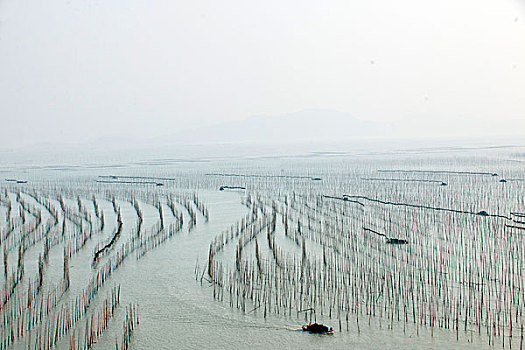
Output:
(386, 237), (408, 245)
(301, 323), (333, 334)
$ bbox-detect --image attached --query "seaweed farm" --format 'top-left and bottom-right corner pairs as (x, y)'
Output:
(1, 147), (525, 349)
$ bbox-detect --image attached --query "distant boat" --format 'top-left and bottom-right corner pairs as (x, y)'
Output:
(301, 323), (333, 334)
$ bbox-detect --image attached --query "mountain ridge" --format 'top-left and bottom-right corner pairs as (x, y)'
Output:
(154, 109), (394, 145)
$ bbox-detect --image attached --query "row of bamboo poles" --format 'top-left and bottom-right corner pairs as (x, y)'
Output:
(1, 184), (208, 349)
(204, 191), (525, 348)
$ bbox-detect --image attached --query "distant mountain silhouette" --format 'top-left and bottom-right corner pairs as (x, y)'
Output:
(158, 109), (393, 145)
(24, 109), (522, 152)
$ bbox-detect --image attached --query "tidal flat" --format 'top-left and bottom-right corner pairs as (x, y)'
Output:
(1, 144), (524, 349)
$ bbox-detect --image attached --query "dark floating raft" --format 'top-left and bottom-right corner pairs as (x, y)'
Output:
(302, 323), (333, 334)
(219, 186), (246, 191)
(5, 179), (27, 184)
(386, 238), (409, 245)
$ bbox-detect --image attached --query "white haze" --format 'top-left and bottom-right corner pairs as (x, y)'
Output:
(0, 0), (524, 149)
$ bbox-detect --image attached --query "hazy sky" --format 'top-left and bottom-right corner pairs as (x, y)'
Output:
(1, 0), (524, 148)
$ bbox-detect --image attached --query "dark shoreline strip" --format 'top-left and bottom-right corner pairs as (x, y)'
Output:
(378, 170), (498, 176)
(96, 180), (162, 186)
(206, 173), (321, 180)
(99, 175), (176, 181)
(363, 178), (444, 183)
